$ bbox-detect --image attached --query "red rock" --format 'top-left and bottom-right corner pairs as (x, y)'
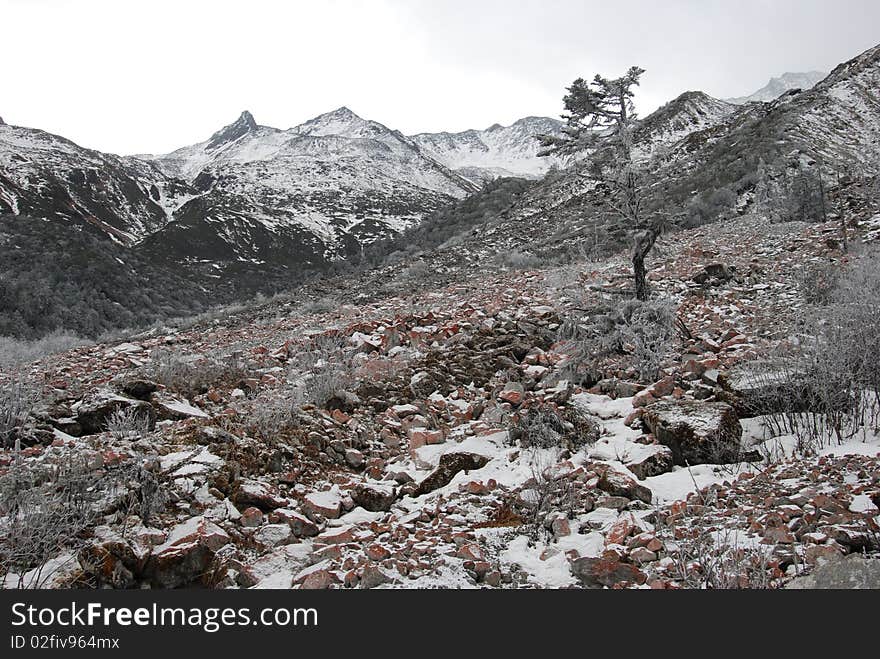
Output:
(804, 542), (845, 567)
(632, 391), (656, 409)
(571, 557), (647, 588)
(457, 543), (485, 561)
(552, 517), (572, 538)
(302, 490), (342, 519)
(365, 544), (392, 561)
(624, 410), (643, 427)
(499, 382), (525, 405)
(300, 569), (340, 590)
(408, 428), (445, 451)
(630, 547), (658, 564)
(652, 376), (675, 398)
(606, 516), (636, 546)
(317, 526), (355, 545)
(240, 507), (263, 528)
(761, 527), (795, 544)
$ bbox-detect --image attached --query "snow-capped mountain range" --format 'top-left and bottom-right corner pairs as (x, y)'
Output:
(725, 71), (827, 105)
(411, 117), (565, 184)
(2, 45), (878, 306)
(0, 105), (563, 282)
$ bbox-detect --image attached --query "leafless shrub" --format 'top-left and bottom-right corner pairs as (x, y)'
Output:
(663, 532), (774, 589)
(508, 405), (599, 451)
(105, 407), (151, 440)
(287, 334), (356, 408)
(0, 453), (100, 589)
(147, 348), (251, 399)
(796, 261), (840, 306)
(398, 260), (432, 285)
(114, 459), (167, 528)
(746, 250), (880, 454)
(514, 459), (577, 544)
(497, 250), (542, 270)
(654, 503), (775, 590)
(0, 331), (93, 371)
(557, 298), (677, 384)
(244, 395), (306, 441)
(300, 296), (339, 315)
(0, 380), (35, 449)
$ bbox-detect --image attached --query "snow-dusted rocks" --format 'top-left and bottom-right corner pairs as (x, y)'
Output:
(641, 400), (743, 466)
(147, 516), (231, 588)
(351, 483), (397, 512)
(625, 445), (675, 480)
(596, 466), (653, 504)
(302, 490), (343, 519)
(414, 452), (491, 496)
(73, 391), (156, 435)
(233, 479), (289, 510)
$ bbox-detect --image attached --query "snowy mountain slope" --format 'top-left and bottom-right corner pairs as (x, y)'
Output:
(631, 91), (739, 164)
(0, 122), (194, 243)
(725, 71), (827, 105)
(783, 47), (880, 169)
(420, 44), (880, 266)
(141, 108), (478, 275)
(410, 116), (565, 183)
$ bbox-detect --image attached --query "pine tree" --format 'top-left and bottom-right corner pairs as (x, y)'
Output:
(538, 66), (661, 300)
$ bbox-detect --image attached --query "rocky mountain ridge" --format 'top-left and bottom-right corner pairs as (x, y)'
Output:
(725, 71), (827, 105)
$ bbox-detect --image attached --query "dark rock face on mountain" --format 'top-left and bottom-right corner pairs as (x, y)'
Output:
(0, 122), (194, 244)
(204, 110), (258, 152)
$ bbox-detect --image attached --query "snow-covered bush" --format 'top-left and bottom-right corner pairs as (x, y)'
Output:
(105, 406), (152, 440)
(556, 297), (677, 384)
(508, 405), (599, 451)
(0, 379), (34, 449)
(147, 348), (251, 399)
(750, 250), (880, 452)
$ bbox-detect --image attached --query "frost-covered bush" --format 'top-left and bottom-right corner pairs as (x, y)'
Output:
(748, 250), (880, 453)
(507, 405), (599, 451)
(557, 297), (677, 384)
(147, 348), (251, 399)
(0, 380), (34, 449)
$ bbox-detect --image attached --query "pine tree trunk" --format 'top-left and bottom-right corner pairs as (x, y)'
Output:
(633, 251), (649, 301)
(632, 226), (658, 301)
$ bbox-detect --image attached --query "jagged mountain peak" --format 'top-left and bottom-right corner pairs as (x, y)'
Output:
(0, 116), (5, 126)
(205, 110), (259, 152)
(726, 71), (827, 105)
(293, 106), (389, 139)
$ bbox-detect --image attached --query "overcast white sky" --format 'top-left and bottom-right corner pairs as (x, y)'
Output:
(2, 0), (879, 155)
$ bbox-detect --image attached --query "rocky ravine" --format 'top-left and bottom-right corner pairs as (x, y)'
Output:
(2, 210), (878, 589)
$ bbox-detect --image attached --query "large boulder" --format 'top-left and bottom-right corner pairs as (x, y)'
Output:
(77, 525), (153, 589)
(641, 400), (743, 465)
(717, 369), (850, 419)
(233, 479), (288, 510)
(414, 452), (490, 496)
(596, 466), (652, 504)
(351, 483), (397, 512)
(571, 556), (647, 588)
(786, 555), (880, 590)
(145, 516), (230, 588)
(73, 391), (156, 435)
